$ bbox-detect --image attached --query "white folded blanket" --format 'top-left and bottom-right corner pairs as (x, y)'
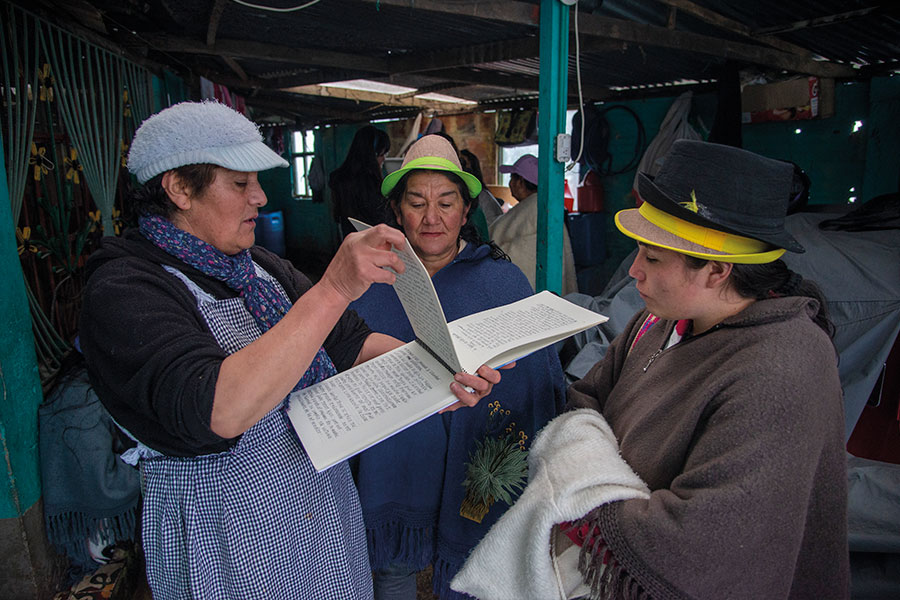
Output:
(451, 409), (650, 600)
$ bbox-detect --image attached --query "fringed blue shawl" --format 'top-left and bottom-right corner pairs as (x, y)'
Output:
(350, 242), (567, 599)
(39, 366), (141, 573)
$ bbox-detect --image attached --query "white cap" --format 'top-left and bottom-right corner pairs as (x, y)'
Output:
(127, 100), (288, 184)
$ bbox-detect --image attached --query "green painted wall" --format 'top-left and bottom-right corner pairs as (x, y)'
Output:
(589, 92), (718, 287)
(861, 76), (900, 201)
(0, 129), (45, 519)
(742, 80), (870, 206)
(257, 127), (341, 278)
(593, 76), (899, 290)
(257, 123), (388, 279)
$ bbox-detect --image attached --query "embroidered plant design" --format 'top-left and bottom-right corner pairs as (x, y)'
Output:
(459, 400), (528, 523)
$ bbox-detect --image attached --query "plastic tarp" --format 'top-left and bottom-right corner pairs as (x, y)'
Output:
(847, 455), (900, 598)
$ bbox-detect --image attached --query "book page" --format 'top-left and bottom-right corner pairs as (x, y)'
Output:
(286, 341), (457, 471)
(349, 218), (461, 373)
(448, 290), (608, 373)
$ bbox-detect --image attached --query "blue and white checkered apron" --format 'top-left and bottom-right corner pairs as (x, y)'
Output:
(137, 264), (372, 599)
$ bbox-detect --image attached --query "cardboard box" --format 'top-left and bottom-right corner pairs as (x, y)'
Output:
(741, 77), (834, 123)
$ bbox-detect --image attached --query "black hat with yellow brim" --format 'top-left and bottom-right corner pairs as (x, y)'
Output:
(615, 140), (804, 263)
(381, 135), (482, 198)
(615, 200), (787, 264)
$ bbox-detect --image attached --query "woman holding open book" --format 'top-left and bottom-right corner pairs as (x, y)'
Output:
(78, 102), (502, 600)
(349, 135), (567, 600)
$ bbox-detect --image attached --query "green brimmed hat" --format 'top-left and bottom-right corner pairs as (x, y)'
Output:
(381, 134), (482, 198)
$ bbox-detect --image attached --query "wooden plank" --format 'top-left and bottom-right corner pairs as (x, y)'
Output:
(754, 7), (881, 35)
(142, 34), (390, 72)
(281, 82), (476, 113)
(656, 0), (813, 57)
(388, 37), (540, 74)
(206, 0), (228, 47)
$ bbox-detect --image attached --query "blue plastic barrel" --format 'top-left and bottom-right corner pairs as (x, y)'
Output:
(256, 210), (286, 257)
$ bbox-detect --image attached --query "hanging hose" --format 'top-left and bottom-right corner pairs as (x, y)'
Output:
(571, 104), (646, 179)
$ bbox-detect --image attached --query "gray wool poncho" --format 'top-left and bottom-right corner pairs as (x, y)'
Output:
(567, 296), (849, 600)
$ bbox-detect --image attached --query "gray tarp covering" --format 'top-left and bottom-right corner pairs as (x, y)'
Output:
(847, 455), (900, 598)
(561, 210), (900, 599)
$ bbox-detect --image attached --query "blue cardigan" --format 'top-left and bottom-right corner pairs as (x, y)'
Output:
(350, 242), (566, 599)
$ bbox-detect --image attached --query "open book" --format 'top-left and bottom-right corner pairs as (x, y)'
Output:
(286, 219), (607, 471)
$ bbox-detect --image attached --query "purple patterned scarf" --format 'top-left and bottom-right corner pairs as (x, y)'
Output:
(140, 214), (289, 331)
(139, 214), (336, 390)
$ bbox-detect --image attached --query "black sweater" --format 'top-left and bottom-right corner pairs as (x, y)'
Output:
(79, 229), (371, 457)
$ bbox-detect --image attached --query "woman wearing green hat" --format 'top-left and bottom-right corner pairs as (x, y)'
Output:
(452, 141), (848, 600)
(350, 135), (567, 600)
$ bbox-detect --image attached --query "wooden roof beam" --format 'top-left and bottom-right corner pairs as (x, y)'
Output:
(575, 15), (856, 78)
(388, 37), (540, 74)
(424, 66), (611, 99)
(387, 35), (623, 76)
(653, 0), (815, 57)
(753, 6), (882, 36)
(222, 56), (249, 81)
(142, 34), (391, 73)
(360, 0), (856, 78)
(206, 0), (228, 46)
(244, 94), (367, 122)
(265, 69), (379, 89)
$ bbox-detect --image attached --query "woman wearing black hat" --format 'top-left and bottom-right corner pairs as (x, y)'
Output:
(452, 141), (848, 600)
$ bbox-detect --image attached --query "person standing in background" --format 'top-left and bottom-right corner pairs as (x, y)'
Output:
(460, 148), (503, 227)
(329, 125), (392, 238)
(490, 154), (579, 295)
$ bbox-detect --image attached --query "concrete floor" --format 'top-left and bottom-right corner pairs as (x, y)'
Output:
(132, 566), (440, 599)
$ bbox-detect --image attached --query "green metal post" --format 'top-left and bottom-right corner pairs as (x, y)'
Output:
(536, 0), (570, 293)
(0, 102), (58, 600)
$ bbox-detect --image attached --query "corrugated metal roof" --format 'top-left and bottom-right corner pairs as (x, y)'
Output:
(21, 0), (900, 123)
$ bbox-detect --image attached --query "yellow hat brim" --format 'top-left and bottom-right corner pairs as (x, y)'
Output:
(615, 207), (786, 264)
